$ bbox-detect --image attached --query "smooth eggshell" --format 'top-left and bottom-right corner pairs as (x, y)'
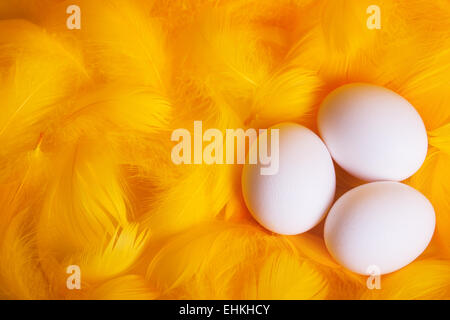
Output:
(242, 122), (336, 235)
(318, 83), (428, 181)
(324, 181), (435, 275)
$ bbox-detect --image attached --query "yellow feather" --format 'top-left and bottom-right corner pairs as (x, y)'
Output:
(68, 224), (150, 283)
(429, 123), (450, 155)
(0, 19), (88, 181)
(396, 45), (450, 131)
(83, 275), (157, 300)
(408, 124), (450, 255)
(146, 223), (330, 299)
(37, 141), (129, 261)
(0, 142), (52, 299)
(287, 0), (396, 84)
(139, 96), (242, 238)
(289, 234), (366, 299)
(45, 85), (173, 169)
(250, 66), (324, 129)
(172, 5), (272, 121)
(141, 165), (235, 239)
(0, 209), (49, 299)
(248, 251), (328, 299)
(76, 0), (169, 92)
(362, 260), (450, 299)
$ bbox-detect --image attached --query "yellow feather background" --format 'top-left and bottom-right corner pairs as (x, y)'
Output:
(0, 0), (449, 299)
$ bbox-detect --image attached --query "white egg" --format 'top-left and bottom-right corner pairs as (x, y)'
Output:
(241, 123), (336, 235)
(324, 181), (435, 275)
(318, 83), (428, 181)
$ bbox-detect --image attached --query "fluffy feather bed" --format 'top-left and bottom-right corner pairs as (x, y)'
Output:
(0, 0), (449, 299)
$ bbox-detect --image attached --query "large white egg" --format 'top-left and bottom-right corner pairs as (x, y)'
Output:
(318, 83), (428, 181)
(241, 123), (336, 235)
(324, 181), (435, 275)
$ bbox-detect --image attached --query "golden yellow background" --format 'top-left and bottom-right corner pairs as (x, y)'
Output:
(0, 0), (449, 299)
